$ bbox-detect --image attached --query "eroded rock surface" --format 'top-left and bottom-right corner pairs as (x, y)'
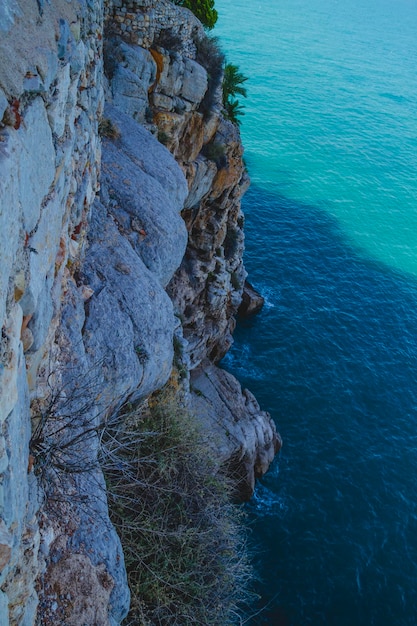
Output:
(100, 104), (188, 286)
(239, 280), (266, 317)
(190, 363), (281, 500)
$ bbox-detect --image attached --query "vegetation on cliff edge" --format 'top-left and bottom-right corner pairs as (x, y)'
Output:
(101, 385), (254, 625)
(222, 63), (248, 126)
(174, 0), (218, 29)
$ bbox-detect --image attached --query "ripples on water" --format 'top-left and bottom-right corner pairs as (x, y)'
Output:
(223, 186), (417, 625)
(215, 0), (417, 623)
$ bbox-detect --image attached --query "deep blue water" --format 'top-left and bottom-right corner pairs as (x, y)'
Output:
(215, 0), (417, 624)
(225, 185), (417, 625)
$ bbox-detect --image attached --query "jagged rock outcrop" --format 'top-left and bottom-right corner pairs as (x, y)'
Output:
(239, 280), (266, 317)
(0, 0), (280, 623)
(190, 363), (282, 500)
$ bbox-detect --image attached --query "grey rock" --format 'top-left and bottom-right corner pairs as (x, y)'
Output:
(0, 437), (8, 474)
(2, 341), (30, 529)
(111, 66), (150, 123)
(36, 48), (59, 93)
(0, 519), (13, 569)
(0, 97), (54, 326)
(26, 273), (54, 353)
(47, 63), (71, 138)
(81, 200), (177, 406)
(111, 41), (156, 85)
(0, 591), (8, 626)
(101, 105), (187, 286)
(152, 91), (174, 111)
(28, 193), (65, 311)
(0, 89), (8, 121)
(184, 156), (217, 209)
(36, 0), (50, 16)
(19, 289), (36, 317)
(0, 305), (23, 427)
(157, 53), (183, 97)
(0, 0), (22, 33)
(180, 58), (207, 104)
(69, 40), (87, 76)
(107, 41), (156, 123)
(68, 472), (130, 624)
(107, 105), (187, 207)
(57, 19), (75, 62)
(0, 328), (39, 623)
(19, 97), (55, 232)
(23, 72), (45, 94)
(190, 363), (281, 500)
(51, 279), (130, 623)
(0, 135), (20, 327)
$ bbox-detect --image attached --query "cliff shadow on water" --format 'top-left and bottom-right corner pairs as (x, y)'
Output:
(222, 183), (417, 625)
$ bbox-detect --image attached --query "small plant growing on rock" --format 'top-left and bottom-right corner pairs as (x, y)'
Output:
(157, 130), (170, 145)
(195, 34), (225, 117)
(153, 27), (183, 52)
(202, 140), (227, 168)
(29, 370), (104, 486)
(98, 117), (120, 140)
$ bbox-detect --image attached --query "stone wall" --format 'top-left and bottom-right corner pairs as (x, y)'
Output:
(105, 0), (202, 54)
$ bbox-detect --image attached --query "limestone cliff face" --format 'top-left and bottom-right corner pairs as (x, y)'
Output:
(0, 0), (280, 623)
(103, 0), (279, 492)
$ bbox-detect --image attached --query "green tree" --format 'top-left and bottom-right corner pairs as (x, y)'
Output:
(223, 99), (245, 126)
(175, 0), (218, 29)
(222, 63), (248, 126)
(222, 63), (248, 102)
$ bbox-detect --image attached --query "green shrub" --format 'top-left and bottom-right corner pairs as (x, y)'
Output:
(202, 141), (227, 167)
(174, 0), (218, 29)
(101, 387), (254, 625)
(195, 34), (225, 117)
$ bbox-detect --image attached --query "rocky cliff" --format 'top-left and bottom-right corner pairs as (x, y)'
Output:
(0, 0), (280, 623)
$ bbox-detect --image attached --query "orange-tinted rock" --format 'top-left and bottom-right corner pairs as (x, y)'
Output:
(175, 111), (204, 163)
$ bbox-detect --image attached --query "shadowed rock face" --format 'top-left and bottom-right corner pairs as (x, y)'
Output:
(239, 280), (266, 317)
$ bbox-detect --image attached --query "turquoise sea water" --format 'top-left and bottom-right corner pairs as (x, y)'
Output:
(215, 1), (417, 624)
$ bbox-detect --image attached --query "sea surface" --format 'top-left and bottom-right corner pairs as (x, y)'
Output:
(214, 1), (417, 624)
